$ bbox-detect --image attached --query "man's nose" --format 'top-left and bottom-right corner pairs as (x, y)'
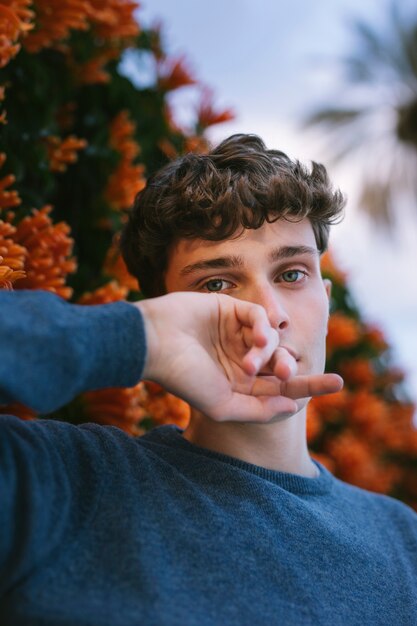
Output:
(249, 283), (289, 331)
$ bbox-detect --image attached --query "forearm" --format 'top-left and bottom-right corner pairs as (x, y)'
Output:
(0, 290), (146, 413)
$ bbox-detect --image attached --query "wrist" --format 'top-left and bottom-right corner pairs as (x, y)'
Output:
(133, 299), (161, 381)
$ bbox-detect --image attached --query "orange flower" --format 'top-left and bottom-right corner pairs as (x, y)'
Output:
(309, 388), (349, 423)
(327, 431), (371, 472)
(401, 471), (417, 498)
(306, 403), (322, 443)
(362, 463), (401, 495)
(320, 249), (347, 285)
(83, 382), (147, 435)
(144, 381), (164, 395)
(310, 452), (335, 474)
(23, 0), (90, 53)
(87, 0), (140, 41)
(157, 55), (196, 92)
(0, 1), (33, 67)
(3, 0), (34, 29)
(196, 88), (235, 130)
(45, 135), (87, 173)
(158, 137), (179, 160)
(147, 22), (165, 61)
(377, 367), (405, 388)
(0, 153), (21, 210)
(0, 401), (37, 420)
(362, 323), (388, 354)
(142, 382), (190, 429)
(183, 135), (210, 155)
(0, 217), (26, 289)
(347, 389), (389, 438)
(339, 358), (375, 388)
(70, 47), (120, 84)
(389, 403), (416, 428)
(23, 0), (139, 80)
(326, 429), (401, 494)
(0, 262), (24, 289)
(78, 280), (128, 305)
(380, 403), (417, 453)
(105, 111), (146, 211)
(12, 205), (76, 299)
(326, 312), (360, 353)
(108, 110), (139, 160)
(162, 102), (184, 134)
(103, 237), (139, 292)
(64, 0), (140, 84)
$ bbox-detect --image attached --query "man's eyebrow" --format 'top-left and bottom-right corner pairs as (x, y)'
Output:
(268, 245), (319, 262)
(179, 245), (318, 277)
(179, 255), (243, 276)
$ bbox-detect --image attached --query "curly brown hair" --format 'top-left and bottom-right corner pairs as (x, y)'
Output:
(120, 134), (345, 297)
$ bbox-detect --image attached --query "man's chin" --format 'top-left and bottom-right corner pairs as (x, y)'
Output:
(252, 392), (309, 426)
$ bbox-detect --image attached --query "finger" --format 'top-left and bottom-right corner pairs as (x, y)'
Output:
(249, 375), (284, 396)
(269, 347), (298, 381)
(242, 326), (279, 375)
(281, 373), (344, 399)
(211, 393), (298, 423)
(247, 372), (343, 399)
(232, 298), (272, 348)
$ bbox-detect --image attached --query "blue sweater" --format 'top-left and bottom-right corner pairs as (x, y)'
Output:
(1, 291), (417, 625)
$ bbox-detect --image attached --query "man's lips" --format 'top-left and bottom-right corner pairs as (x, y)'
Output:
(280, 346), (300, 362)
(258, 346), (300, 376)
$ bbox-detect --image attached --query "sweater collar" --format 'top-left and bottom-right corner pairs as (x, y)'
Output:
(144, 424), (334, 496)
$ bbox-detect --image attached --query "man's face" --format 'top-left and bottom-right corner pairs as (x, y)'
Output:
(165, 218), (330, 407)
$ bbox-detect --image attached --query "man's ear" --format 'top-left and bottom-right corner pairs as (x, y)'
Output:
(323, 278), (332, 301)
(324, 279), (332, 335)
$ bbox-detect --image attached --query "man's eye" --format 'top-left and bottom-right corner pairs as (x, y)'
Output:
(203, 279), (232, 292)
(281, 270), (306, 283)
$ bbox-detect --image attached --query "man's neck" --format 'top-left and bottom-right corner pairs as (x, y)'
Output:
(182, 409), (318, 478)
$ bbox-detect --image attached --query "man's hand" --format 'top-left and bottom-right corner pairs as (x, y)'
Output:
(136, 292), (343, 422)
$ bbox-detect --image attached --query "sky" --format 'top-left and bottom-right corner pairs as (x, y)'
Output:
(133, 0), (417, 408)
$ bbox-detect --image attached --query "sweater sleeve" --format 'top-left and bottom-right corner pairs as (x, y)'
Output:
(0, 415), (107, 594)
(0, 290), (147, 413)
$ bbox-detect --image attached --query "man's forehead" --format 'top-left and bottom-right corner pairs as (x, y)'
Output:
(164, 219), (320, 289)
(170, 218), (318, 261)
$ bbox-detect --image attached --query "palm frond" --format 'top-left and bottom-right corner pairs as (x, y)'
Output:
(359, 180), (393, 226)
(343, 56), (378, 84)
(302, 2), (417, 227)
(390, 3), (417, 84)
(353, 19), (388, 64)
(304, 108), (364, 128)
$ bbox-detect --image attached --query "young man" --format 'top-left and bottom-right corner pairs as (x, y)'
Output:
(120, 134), (417, 623)
(1, 134), (415, 625)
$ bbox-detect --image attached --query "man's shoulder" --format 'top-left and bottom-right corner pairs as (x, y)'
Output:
(0, 414), (143, 467)
(0, 415), (180, 472)
(331, 471), (417, 529)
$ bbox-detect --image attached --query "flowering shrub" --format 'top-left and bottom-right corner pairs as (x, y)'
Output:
(308, 252), (417, 508)
(0, 0), (416, 508)
(0, 0), (232, 423)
